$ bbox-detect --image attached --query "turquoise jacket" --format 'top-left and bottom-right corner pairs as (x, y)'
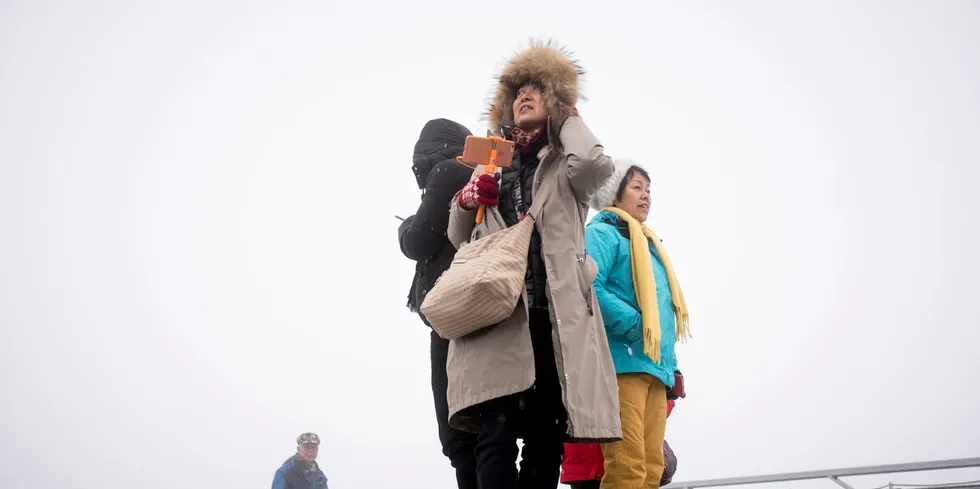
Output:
(585, 210), (677, 388)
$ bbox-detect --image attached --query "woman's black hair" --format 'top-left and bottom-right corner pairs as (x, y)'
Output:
(615, 165), (651, 203)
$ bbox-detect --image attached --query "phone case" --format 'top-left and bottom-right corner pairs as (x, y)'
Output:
(461, 136), (514, 168)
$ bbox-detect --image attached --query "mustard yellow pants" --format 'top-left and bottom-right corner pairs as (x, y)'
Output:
(600, 373), (668, 489)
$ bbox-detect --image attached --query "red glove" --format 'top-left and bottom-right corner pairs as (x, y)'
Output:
(458, 174), (499, 211)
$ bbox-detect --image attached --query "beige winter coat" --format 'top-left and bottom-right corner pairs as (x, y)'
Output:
(443, 42), (622, 442)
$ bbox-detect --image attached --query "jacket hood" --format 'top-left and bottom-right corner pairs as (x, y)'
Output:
(412, 118), (472, 189)
(589, 209), (620, 227)
(486, 39), (585, 137)
(589, 209), (632, 241)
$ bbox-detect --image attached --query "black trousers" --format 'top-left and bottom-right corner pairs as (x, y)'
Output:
(431, 330), (479, 489)
(569, 481), (601, 489)
(474, 308), (568, 489)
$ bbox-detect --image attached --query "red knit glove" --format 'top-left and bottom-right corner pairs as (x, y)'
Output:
(457, 174), (499, 210)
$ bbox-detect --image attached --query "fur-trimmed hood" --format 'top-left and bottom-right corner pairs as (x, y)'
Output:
(487, 40), (585, 138)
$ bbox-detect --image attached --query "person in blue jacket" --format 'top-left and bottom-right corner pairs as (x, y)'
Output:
(585, 159), (691, 489)
(271, 432), (329, 489)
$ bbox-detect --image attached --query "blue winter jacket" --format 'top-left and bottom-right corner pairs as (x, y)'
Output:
(585, 210), (677, 388)
(271, 455), (329, 489)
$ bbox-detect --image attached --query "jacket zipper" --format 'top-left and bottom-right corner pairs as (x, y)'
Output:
(582, 251), (594, 316)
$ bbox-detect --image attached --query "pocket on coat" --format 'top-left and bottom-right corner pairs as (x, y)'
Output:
(577, 252), (599, 315)
(577, 253), (598, 290)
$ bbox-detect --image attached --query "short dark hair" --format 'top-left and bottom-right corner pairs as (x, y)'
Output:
(615, 166), (651, 203)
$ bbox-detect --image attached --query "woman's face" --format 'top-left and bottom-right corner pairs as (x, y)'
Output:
(615, 172), (652, 223)
(512, 84), (549, 130)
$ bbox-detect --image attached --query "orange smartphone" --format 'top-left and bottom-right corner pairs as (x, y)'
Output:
(461, 136), (515, 168)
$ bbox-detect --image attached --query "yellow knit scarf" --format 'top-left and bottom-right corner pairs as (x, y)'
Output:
(602, 207), (692, 362)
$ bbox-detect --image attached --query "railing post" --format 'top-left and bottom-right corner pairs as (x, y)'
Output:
(829, 475), (857, 489)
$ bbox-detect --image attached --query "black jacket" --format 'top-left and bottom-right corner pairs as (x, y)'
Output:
(398, 119), (474, 324)
(507, 132), (550, 310)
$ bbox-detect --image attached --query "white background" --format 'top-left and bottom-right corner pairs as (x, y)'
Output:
(1, 1), (978, 488)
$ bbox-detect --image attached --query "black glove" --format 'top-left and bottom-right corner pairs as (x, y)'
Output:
(667, 370), (685, 400)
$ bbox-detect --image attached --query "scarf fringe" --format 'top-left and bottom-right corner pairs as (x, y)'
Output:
(645, 325), (661, 363)
(676, 315), (692, 343)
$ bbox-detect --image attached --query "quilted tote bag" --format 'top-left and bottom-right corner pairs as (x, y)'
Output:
(421, 181), (552, 340)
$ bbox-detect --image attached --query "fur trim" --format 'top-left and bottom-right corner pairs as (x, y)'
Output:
(591, 158), (645, 211)
(486, 39), (585, 135)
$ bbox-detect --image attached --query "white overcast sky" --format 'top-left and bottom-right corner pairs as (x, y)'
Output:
(1, 1), (978, 489)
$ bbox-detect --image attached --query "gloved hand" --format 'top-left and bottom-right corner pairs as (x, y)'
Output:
(457, 173), (499, 211)
(667, 370), (686, 400)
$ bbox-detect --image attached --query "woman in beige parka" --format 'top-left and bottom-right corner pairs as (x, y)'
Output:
(444, 41), (623, 489)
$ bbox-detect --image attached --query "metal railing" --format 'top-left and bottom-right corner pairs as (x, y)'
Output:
(664, 458), (980, 489)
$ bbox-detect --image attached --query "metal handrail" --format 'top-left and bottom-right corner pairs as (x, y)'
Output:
(664, 458), (980, 489)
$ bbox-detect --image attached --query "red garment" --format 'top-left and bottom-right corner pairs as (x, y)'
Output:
(560, 400), (675, 483)
(456, 174), (499, 210)
(509, 126), (544, 153)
